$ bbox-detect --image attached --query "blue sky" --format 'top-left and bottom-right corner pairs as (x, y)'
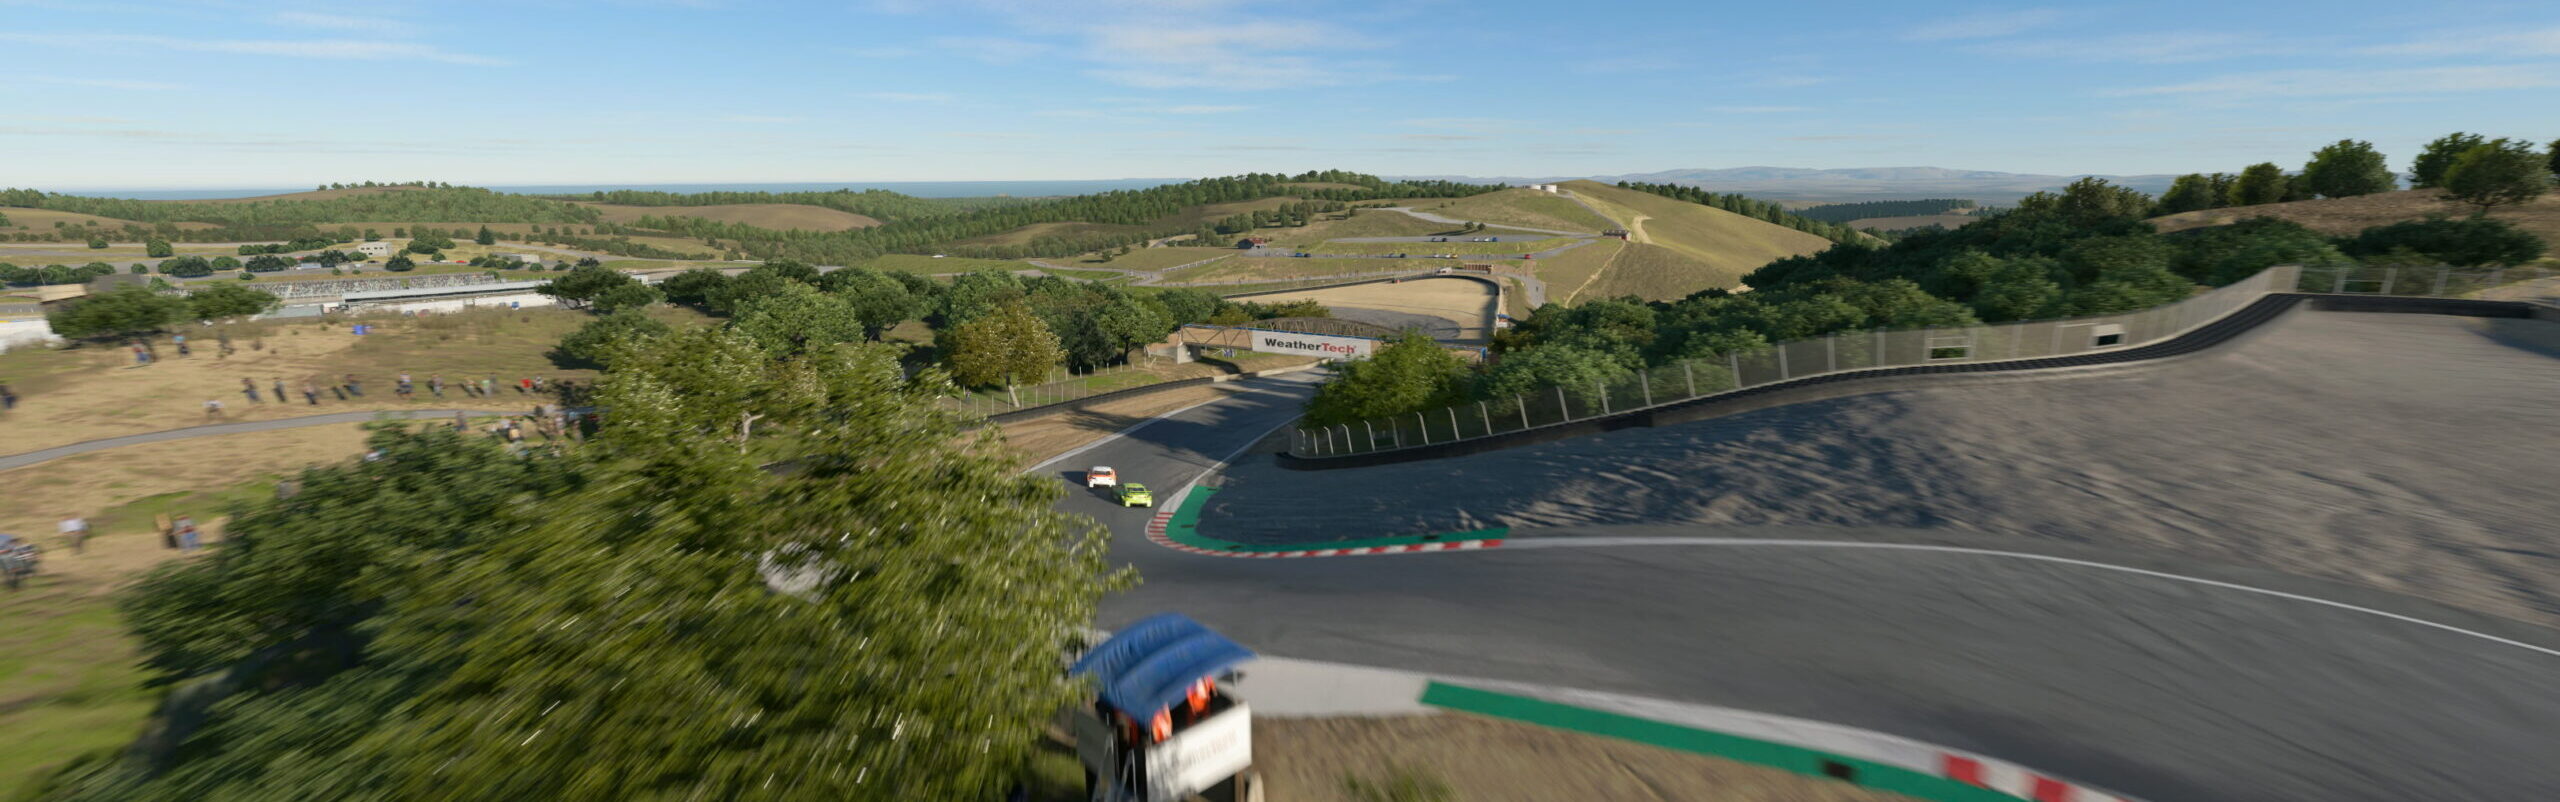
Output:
(6, 0), (2558, 189)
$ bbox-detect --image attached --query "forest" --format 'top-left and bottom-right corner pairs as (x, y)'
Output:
(1, 185), (601, 227)
(1791, 198), (1977, 223)
(547, 188), (1021, 221)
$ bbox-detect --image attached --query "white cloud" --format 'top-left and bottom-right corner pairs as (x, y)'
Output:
(0, 32), (504, 65)
(860, 91), (954, 102)
(1707, 105), (1813, 113)
(2360, 26), (2560, 57)
(893, 3), (1393, 91)
(27, 76), (184, 90)
(273, 12), (415, 35)
(1971, 32), (2279, 63)
(1903, 8), (2068, 42)
(2109, 65), (2560, 98)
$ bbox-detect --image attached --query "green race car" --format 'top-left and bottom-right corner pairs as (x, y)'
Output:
(1116, 483), (1153, 508)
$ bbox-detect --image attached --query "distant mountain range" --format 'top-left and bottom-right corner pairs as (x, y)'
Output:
(1398, 167), (2181, 206)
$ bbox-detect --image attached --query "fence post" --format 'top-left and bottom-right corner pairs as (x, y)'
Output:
(1776, 346), (1790, 380)
(1729, 352), (1741, 387)
(1417, 411), (1430, 443)
(1598, 382), (1611, 415)
(1449, 406), (1461, 440)
(1874, 329), (1886, 366)
(2381, 267), (2396, 296)
(2332, 269), (2347, 293)
(2010, 323), (2023, 358)
(1365, 420), (1377, 451)
(1683, 361), (1697, 396)
(1324, 427), (1336, 455)
(2050, 323), (2063, 355)
(2432, 267), (2448, 297)
(1827, 334), (1838, 373)
(1479, 400), (1491, 436)
(1640, 369), (1653, 407)
(1519, 394), (1531, 429)
(1557, 386), (1571, 421)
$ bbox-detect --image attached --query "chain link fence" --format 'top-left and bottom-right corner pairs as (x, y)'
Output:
(938, 358), (1189, 418)
(1296, 262), (2560, 458)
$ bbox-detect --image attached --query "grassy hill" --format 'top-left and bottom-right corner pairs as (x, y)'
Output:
(1408, 189), (1617, 233)
(152, 186), (435, 205)
(2150, 189), (2560, 251)
(1556, 180), (1836, 292)
(1533, 238), (1626, 305)
(582, 202), (881, 231)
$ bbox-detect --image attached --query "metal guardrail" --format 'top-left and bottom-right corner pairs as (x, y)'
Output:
(1286, 264), (2556, 460)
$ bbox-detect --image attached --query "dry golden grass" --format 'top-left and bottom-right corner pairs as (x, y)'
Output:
(0, 208), (221, 233)
(579, 202), (881, 231)
(1179, 256), (1458, 283)
(0, 307), (718, 454)
(145, 186), (430, 204)
(1257, 714), (1915, 802)
(1581, 242), (1734, 301)
(1414, 189), (1618, 233)
(2149, 188), (2560, 250)
(1242, 277), (1499, 341)
(1536, 238), (1626, 305)
(961, 221), (1148, 248)
(1560, 181), (1833, 291)
(1060, 247), (1233, 272)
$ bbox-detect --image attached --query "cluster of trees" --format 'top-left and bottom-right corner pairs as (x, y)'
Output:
(552, 188), (1012, 221)
(1307, 176), (2549, 427)
(238, 237), (340, 254)
(2160, 135), (2559, 216)
(44, 284), (279, 338)
(609, 172), (1499, 264)
(1791, 199), (1978, 223)
(44, 330), (1117, 800)
(1, 184), (601, 227)
(0, 261), (119, 286)
(1612, 182), (1874, 243)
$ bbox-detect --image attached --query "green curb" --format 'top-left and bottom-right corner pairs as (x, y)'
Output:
(1419, 682), (2021, 802)
(1164, 486), (1509, 553)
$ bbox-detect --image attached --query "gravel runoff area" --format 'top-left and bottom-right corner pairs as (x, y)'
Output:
(1200, 308), (2560, 629)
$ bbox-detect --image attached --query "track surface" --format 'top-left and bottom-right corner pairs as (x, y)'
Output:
(1052, 314), (2560, 802)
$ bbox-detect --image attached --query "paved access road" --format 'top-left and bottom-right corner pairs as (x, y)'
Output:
(1051, 372), (2560, 802)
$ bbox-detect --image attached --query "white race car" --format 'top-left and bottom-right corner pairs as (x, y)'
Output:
(1086, 466), (1119, 488)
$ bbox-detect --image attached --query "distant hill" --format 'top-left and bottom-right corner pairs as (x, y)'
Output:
(2150, 188), (2560, 247)
(1396, 167), (2182, 205)
(1548, 180), (1835, 300)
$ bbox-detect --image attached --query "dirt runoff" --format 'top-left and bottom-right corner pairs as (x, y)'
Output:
(1245, 278), (1498, 343)
(998, 379), (1286, 467)
(1256, 713), (1910, 802)
(1202, 310), (2560, 629)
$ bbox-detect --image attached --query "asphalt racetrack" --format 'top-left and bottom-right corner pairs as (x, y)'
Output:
(1044, 308), (2560, 801)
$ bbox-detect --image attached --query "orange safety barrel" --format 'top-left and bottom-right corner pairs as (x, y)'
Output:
(1186, 678), (1213, 714)
(1149, 709), (1173, 742)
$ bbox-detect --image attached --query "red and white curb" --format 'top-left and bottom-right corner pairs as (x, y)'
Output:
(1142, 492), (1504, 559)
(1940, 752), (2133, 802)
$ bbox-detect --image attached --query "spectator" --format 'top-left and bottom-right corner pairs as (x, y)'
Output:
(396, 372), (414, 399)
(532, 375), (548, 393)
(173, 333), (190, 357)
(241, 377), (261, 403)
(174, 515), (201, 552)
(482, 376), (497, 397)
(344, 373), (364, 397)
(273, 377), (289, 404)
(518, 377), (533, 394)
(454, 411), (470, 431)
(155, 514), (175, 550)
(0, 382), (16, 412)
(132, 345), (151, 366)
(428, 374), (445, 398)
(58, 514), (88, 555)
(303, 381), (321, 405)
(204, 399), (225, 419)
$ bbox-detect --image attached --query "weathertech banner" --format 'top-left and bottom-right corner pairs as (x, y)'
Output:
(1243, 329), (1376, 360)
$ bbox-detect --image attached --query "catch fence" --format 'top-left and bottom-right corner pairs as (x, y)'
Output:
(1289, 263), (2554, 459)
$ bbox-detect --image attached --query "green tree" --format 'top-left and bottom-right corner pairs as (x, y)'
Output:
(1302, 332), (1471, 426)
(557, 307), (674, 364)
(538, 264), (642, 309)
(185, 283), (280, 320)
(211, 256), (241, 271)
(2441, 138), (2551, 213)
(87, 237), (108, 249)
(157, 256), (215, 278)
(2300, 139), (2396, 198)
(2014, 177), (2153, 224)
(2155, 174), (2221, 215)
(129, 264), (148, 274)
(2341, 217), (2545, 266)
(2548, 138), (2560, 181)
(658, 267), (730, 307)
(589, 281), (664, 314)
(2410, 132), (2484, 188)
(145, 238), (174, 258)
(2226, 162), (2290, 206)
(945, 300), (1062, 407)
(732, 280), (867, 356)
(45, 285), (187, 339)
(473, 225), (495, 245)
(384, 254), (414, 272)
(817, 266), (926, 340)
(1472, 343), (1629, 406)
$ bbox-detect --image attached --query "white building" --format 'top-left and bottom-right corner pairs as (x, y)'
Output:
(356, 241), (396, 257)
